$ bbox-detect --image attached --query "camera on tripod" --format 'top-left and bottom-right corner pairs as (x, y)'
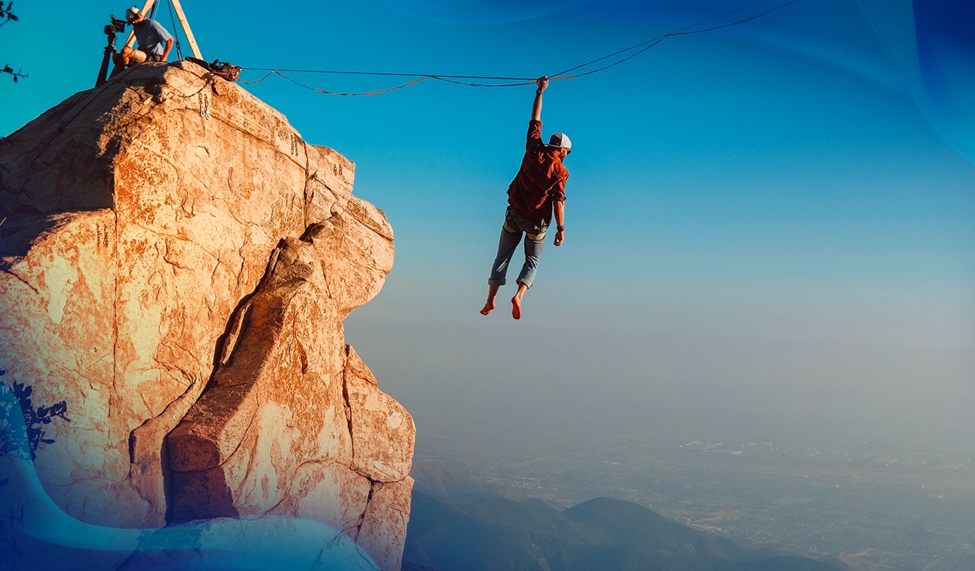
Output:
(104, 15), (127, 36)
(95, 14), (128, 88)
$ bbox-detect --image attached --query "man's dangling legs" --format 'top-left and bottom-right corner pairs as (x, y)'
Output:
(481, 225), (522, 315)
(511, 230), (545, 320)
(510, 283), (529, 320)
(481, 284), (502, 316)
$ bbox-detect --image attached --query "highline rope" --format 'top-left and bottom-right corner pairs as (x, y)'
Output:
(239, 0), (800, 96)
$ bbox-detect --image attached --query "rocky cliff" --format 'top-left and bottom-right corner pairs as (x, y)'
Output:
(0, 60), (413, 571)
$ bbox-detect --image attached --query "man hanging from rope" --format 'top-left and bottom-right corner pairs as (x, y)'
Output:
(480, 76), (571, 320)
(111, 6), (173, 75)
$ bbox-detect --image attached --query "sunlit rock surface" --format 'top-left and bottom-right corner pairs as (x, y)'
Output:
(0, 60), (413, 571)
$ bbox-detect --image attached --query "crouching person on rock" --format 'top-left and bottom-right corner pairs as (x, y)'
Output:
(111, 6), (173, 76)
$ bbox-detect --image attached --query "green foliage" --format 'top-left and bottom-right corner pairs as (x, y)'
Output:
(0, 370), (70, 461)
(0, 2), (27, 83)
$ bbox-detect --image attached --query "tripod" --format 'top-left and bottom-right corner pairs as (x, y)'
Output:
(94, 15), (126, 88)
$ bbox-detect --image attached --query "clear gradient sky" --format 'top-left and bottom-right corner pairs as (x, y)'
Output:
(3, 1), (974, 454)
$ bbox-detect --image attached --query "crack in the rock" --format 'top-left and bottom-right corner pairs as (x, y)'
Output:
(219, 302), (250, 366)
(348, 220), (392, 242)
(230, 412), (261, 499)
(287, 313), (309, 376)
(263, 246), (282, 286)
(214, 411), (257, 474)
(340, 232), (392, 266)
(161, 240), (194, 272)
(214, 197), (264, 231)
(320, 261), (334, 301)
(48, 473), (109, 487)
(119, 219), (225, 264)
(112, 197), (120, 437)
(234, 243), (247, 288)
(340, 347), (355, 465)
(85, 352), (111, 374)
(210, 252), (225, 281)
(179, 191), (197, 217)
(202, 113), (306, 172)
(0, 266), (40, 295)
(261, 491), (291, 516)
(132, 139), (183, 180)
(129, 377), (204, 461)
(138, 390), (153, 420)
(343, 199), (392, 241)
(353, 481), (380, 540)
(195, 144), (211, 160)
(157, 339), (208, 375)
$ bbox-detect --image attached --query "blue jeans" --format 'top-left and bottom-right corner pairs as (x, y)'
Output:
(488, 206), (547, 289)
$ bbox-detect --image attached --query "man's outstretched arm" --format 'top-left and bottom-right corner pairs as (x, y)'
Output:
(532, 76), (548, 121)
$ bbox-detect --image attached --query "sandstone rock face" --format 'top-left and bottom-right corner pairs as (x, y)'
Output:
(0, 61), (413, 570)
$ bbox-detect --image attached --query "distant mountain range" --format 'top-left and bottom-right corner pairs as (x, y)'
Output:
(403, 463), (843, 571)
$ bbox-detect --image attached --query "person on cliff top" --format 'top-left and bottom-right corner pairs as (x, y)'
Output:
(111, 6), (173, 75)
(480, 76), (570, 320)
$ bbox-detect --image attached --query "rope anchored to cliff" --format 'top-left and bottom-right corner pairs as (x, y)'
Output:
(239, 0), (799, 96)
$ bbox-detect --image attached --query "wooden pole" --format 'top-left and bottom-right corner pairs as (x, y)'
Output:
(168, 0), (203, 59)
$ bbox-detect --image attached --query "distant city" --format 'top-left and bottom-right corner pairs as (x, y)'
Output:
(415, 423), (975, 570)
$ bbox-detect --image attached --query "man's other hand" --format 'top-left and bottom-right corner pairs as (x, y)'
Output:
(554, 230), (564, 246)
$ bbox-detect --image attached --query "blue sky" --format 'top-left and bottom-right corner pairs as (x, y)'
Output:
(3, 0), (974, 453)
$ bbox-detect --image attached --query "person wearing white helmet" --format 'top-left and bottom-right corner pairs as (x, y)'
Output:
(480, 76), (571, 320)
(111, 6), (173, 74)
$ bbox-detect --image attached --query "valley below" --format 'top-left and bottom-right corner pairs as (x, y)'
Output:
(412, 421), (975, 570)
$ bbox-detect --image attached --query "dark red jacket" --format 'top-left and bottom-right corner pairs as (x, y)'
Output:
(507, 120), (568, 225)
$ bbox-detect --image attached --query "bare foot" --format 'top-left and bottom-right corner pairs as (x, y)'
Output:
(480, 300), (495, 315)
(511, 295), (522, 320)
